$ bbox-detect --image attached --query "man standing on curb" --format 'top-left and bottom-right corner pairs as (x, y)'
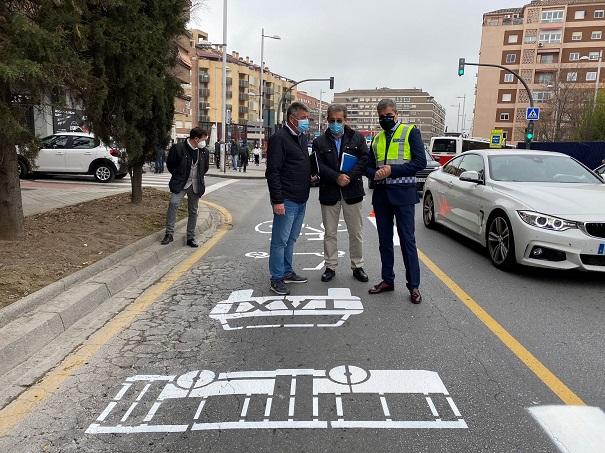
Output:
(161, 127), (209, 248)
(265, 102), (313, 295)
(366, 99), (426, 304)
(313, 104), (369, 283)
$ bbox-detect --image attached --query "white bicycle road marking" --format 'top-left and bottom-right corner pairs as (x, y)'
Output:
(255, 220), (347, 241)
(209, 288), (363, 330)
(244, 251), (345, 271)
(86, 366), (467, 434)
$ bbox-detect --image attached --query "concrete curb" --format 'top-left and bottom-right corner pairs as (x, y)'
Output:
(206, 170), (265, 180)
(0, 206), (215, 377)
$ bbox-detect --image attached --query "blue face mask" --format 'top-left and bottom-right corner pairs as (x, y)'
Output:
(296, 118), (310, 134)
(329, 122), (344, 136)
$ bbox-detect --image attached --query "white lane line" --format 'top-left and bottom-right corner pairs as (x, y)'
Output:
(426, 396), (439, 417)
(193, 399), (207, 420)
(135, 384), (151, 401)
(143, 402), (162, 422)
(379, 394), (391, 418)
(446, 397), (462, 417)
(529, 405), (605, 453)
(313, 396), (319, 418)
(335, 395), (343, 420)
(96, 402), (117, 422)
(204, 178), (238, 194)
(263, 397), (273, 420)
(120, 402), (138, 422)
(240, 396), (251, 420)
(113, 383), (132, 401)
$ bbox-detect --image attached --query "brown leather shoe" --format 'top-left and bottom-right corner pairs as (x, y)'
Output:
(410, 288), (422, 304)
(368, 281), (394, 294)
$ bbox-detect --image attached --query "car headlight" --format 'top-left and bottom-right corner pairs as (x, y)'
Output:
(517, 211), (578, 231)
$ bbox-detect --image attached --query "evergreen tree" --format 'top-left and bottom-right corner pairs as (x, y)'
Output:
(79, 0), (187, 203)
(0, 1), (86, 240)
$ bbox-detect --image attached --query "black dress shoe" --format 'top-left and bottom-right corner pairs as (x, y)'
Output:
(186, 239), (199, 248)
(352, 268), (369, 282)
(410, 288), (422, 304)
(321, 268), (336, 282)
(368, 281), (394, 294)
(161, 234), (173, 245)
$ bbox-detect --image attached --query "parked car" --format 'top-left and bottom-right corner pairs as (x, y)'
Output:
(18, 132), (128, 183)
(416, 150), (440, 192)
(422, 149), (605, 272)
(595, 163), (605, 178)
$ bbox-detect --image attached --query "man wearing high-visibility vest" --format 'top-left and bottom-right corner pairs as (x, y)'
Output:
(366, 99), (427, 304)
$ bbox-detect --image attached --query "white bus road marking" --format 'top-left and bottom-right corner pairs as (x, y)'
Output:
(86, 366), (467, 433)
(209, 288), (363, 330)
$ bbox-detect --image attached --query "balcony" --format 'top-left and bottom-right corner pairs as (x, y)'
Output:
(199, 102), (210, 110)
(199, 87), (210, 97)
(239, 106), (249, 114)
(199, 73), (210, 83)
(199, 115), (210, 123)
(239, 93), (249, 101)
(239, 79), (249, 88)
(226, 77), (232, 86)
(265, 86), (275, 95)
(226, 90), (232, 98)
(226, 104), (233, 111)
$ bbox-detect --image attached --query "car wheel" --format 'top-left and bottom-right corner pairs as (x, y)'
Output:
(93, 163), (115, 183)
(423, 192), (436, 229)
(487, 213), (516, 270)
(114, 174), (127, 180)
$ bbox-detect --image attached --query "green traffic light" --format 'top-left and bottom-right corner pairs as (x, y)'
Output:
(458, 69), (464, 76)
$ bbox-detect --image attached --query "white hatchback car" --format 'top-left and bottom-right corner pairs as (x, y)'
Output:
(18, 132), (128, 183)
(423, 149), (605, 272)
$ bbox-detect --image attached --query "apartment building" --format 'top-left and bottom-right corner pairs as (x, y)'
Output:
(473, 0), (605, 142)
(332, 88), (446, 144)
(188, 29), (298, 144)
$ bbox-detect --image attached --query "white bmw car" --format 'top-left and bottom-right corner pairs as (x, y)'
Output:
(422, 149), (605, 272)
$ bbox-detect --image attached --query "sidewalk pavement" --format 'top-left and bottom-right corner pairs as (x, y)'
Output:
(207, 162), (266, 179)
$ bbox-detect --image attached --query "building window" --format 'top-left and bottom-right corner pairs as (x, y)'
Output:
(536, 72), (554, 84)
(569, 52), (580, 61)
(539, 53), (556, 64)
(501, 93), (512, 102)
(567, 71), (578, 82)
(505, 53), (517, 63)
(589, 51), (600, 60)
(575, 10), (585, 19)
(500, 113), (510, 121)
(591, 31), (603, 40)
(524, 35), (537, 44)
(508, 34), (519, 44)
(533, 91), (552, 102)
(541, 10), (564, 23)
(504, 73), (515, 83)
(595, 10), (604, 19)
(572, 31), (582, 41)
(539, 31), (562, 43)
(587, 72), (597, 81)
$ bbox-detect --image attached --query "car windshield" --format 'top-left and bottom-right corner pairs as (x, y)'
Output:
(432, 139), (457, 155)
(488, 154), (602, 183)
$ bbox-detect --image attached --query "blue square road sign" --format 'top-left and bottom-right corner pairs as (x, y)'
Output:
(526, 107), (540, 121)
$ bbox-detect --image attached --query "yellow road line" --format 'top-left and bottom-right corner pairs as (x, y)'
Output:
(417, 249), (585, 406)
(0, 201), (232, 437)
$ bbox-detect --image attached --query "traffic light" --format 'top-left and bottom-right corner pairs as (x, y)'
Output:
(329, 77), (335, 90)
(525, 122), (534, 143)
(458, 58), (465, 76)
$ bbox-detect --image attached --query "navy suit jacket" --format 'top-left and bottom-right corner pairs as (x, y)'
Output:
(366, 126), (427, 206)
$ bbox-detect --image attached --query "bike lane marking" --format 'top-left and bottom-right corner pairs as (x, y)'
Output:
(0, 200), (233, 437)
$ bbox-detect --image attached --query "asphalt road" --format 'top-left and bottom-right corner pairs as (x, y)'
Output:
(1, 178), (603, 452)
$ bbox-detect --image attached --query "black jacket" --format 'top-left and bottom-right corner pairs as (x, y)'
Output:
(166, 140), (209, 194)
(265, 126), (310, 204)
(313, 126), (370, 205)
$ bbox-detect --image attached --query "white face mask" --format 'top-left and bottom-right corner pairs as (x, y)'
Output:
(198, 140), (206, 148)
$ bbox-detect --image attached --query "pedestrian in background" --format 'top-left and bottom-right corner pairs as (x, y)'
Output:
(253, 143), (261, 166)
(230, 139), (239, 171)
(154, 144), (165, 174)
(366, 99), (426, 304)
(214, 141), (221, 169)
(161, 127), (209, 248)
(265, 102), (314, 295)
(239, 145), (248, 173)
(313, 104), (370, 283)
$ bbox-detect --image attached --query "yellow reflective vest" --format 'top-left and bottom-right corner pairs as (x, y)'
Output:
(372, 123), (414, 165)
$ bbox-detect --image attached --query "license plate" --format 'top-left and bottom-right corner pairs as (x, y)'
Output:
(417, 178), (426, 182)
(598, 244), (605, 255)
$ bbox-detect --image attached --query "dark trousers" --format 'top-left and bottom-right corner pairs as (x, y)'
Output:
(374, 202), (420, 290)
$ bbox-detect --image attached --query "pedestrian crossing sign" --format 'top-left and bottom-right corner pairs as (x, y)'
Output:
(490, 129), (504, 149)
(526, 107), (540, 121)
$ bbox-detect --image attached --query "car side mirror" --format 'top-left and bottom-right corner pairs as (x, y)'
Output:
(459, 170), (483, 184)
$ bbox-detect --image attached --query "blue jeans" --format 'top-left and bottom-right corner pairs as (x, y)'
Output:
(269, 200), (306, 282)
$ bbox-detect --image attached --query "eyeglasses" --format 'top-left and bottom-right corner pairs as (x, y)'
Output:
(327, 119), (344, 124)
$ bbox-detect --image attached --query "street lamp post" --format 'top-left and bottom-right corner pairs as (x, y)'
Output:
(580, 51), (603, 107)
(259, 29), (281, 148)
(318, 89), (325, 133)
(457, 95), (466, 134)
(220, 0), (228, 173)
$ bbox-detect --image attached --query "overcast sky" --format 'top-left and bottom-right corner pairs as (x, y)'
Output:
(190, 0), (529, 132)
